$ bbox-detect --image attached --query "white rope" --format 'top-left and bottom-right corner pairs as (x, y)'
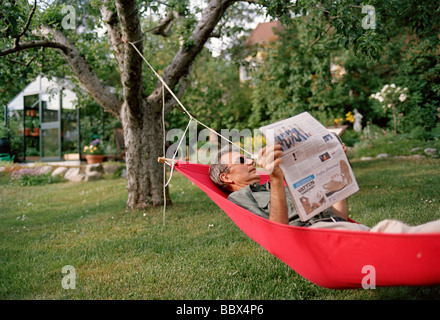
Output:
(127, 40), (254, 158)
(162, 101), (194, 225)
(165, 117), (193, 187)
(127, 39), (255, 227)
(162, 83), (167, 226)
(161, 87), (195, 226)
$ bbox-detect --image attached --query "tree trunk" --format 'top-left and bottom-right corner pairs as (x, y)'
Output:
(0, 0), (236, 210)
(392, 105), (397, 136)
(122, 98), (171, 209)
(118, 0), (235, 209)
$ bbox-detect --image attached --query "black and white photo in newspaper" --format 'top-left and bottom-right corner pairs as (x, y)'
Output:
(260, 112), (359, 221)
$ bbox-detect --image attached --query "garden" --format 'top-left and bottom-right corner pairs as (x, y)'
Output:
(1, 138), (440, 299)
(0, 0), (440, 303)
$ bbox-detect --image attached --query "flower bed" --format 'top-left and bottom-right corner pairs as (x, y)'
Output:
(9, 166), (62, 186)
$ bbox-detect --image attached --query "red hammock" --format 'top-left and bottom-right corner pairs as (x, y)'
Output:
(170, 160), (440, 289)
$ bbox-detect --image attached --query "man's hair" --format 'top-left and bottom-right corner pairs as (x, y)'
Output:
(209, 144), (239, 194)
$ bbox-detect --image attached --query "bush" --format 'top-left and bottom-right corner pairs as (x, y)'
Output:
(9, 167), (63, 186)
(341, 129), (361, 147)
(409, 126), (429, 140)
(430, 123), (440, 140)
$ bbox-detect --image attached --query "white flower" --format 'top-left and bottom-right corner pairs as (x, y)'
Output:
(378, 96), (384, 103)
(390, 84), (396, 88)
(399, 94), (407, 102)
(372, 93), (378, 99)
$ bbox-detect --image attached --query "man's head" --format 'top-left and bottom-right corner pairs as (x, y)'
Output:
(209, 145), (260, 194)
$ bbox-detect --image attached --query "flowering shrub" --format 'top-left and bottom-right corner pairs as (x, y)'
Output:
(332, 112), (354, 126)
(370, 84), (408, 106)
(83, 139), (104, 155)
(370, 84), (408, 135)
(10, 167), (62, 186)
(345, 111), (355, 123)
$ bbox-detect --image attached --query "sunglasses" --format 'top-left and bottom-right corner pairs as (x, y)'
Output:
(221, 155), (253, 174)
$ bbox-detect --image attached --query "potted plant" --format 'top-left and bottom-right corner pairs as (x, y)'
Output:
(83, 138), (105, 164)
(24, 116), (32, 136)
(31, 118), (40, 136)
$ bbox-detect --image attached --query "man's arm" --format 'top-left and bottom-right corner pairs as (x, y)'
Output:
(331, 199), (349, 220)
(331, 141), (350, 220)
(330, 139), (350, 220)
(268, 173), (289, 224)
(258, 144), (289, 225)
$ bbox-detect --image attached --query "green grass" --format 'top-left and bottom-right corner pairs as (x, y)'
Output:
(1, 158), (440, 300)
(351, 135), (440, 159)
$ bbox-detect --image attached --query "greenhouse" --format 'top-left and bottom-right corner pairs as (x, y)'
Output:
(4, 75), (80, 162)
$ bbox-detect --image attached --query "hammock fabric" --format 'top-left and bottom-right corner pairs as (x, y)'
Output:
(171, 160), (440, 289)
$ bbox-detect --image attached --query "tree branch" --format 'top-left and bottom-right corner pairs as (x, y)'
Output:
(37, 25), (122, 118)
(148, 0), (235, 113)
(150, 10), (179, 37)
(310, 24), (332, 48)
(16, 0), (37, 43)
(0, 40), (68, 56)
(154, 0), (173, 7)
(115, 0), (144, 116)
(7, 56), (35, 66)
(1, 0), (37, 40)
(1, 22), (122, 118)
(100, 0), (125, 73)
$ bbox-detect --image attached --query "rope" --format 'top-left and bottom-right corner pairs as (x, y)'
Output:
(161, 90), (194, 225)
(162, 83), (167, 226)
(124, 38), (255, 226)
(126, 40), (254, 158)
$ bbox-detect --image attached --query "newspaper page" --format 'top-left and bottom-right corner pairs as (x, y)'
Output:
(259, 111), (359, 222)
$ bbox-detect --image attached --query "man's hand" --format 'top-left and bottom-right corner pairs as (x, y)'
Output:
(257, 143), (289, 224)
(257, 143), (284, 180)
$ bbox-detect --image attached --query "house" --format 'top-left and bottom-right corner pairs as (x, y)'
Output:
(245, 21), (283, 48)
(5, 75), (80, 162)
(240, 21), (283, 82)
(240, 21), (346, 83)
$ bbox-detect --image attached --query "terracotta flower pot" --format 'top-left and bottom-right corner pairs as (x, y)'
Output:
(31, 128), (40, 136)
(85, 154), (104, 164)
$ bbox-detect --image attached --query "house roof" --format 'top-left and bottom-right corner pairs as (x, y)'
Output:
(245, 21), (283, 47)
(6, 75), (78, 111)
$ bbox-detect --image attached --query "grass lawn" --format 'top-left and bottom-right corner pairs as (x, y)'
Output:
(1, 157), (440, 300)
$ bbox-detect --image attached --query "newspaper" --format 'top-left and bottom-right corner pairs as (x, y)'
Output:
(259, 112), (359, 221)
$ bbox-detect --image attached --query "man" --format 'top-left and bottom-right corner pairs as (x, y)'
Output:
(209, 144), (440, 233)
